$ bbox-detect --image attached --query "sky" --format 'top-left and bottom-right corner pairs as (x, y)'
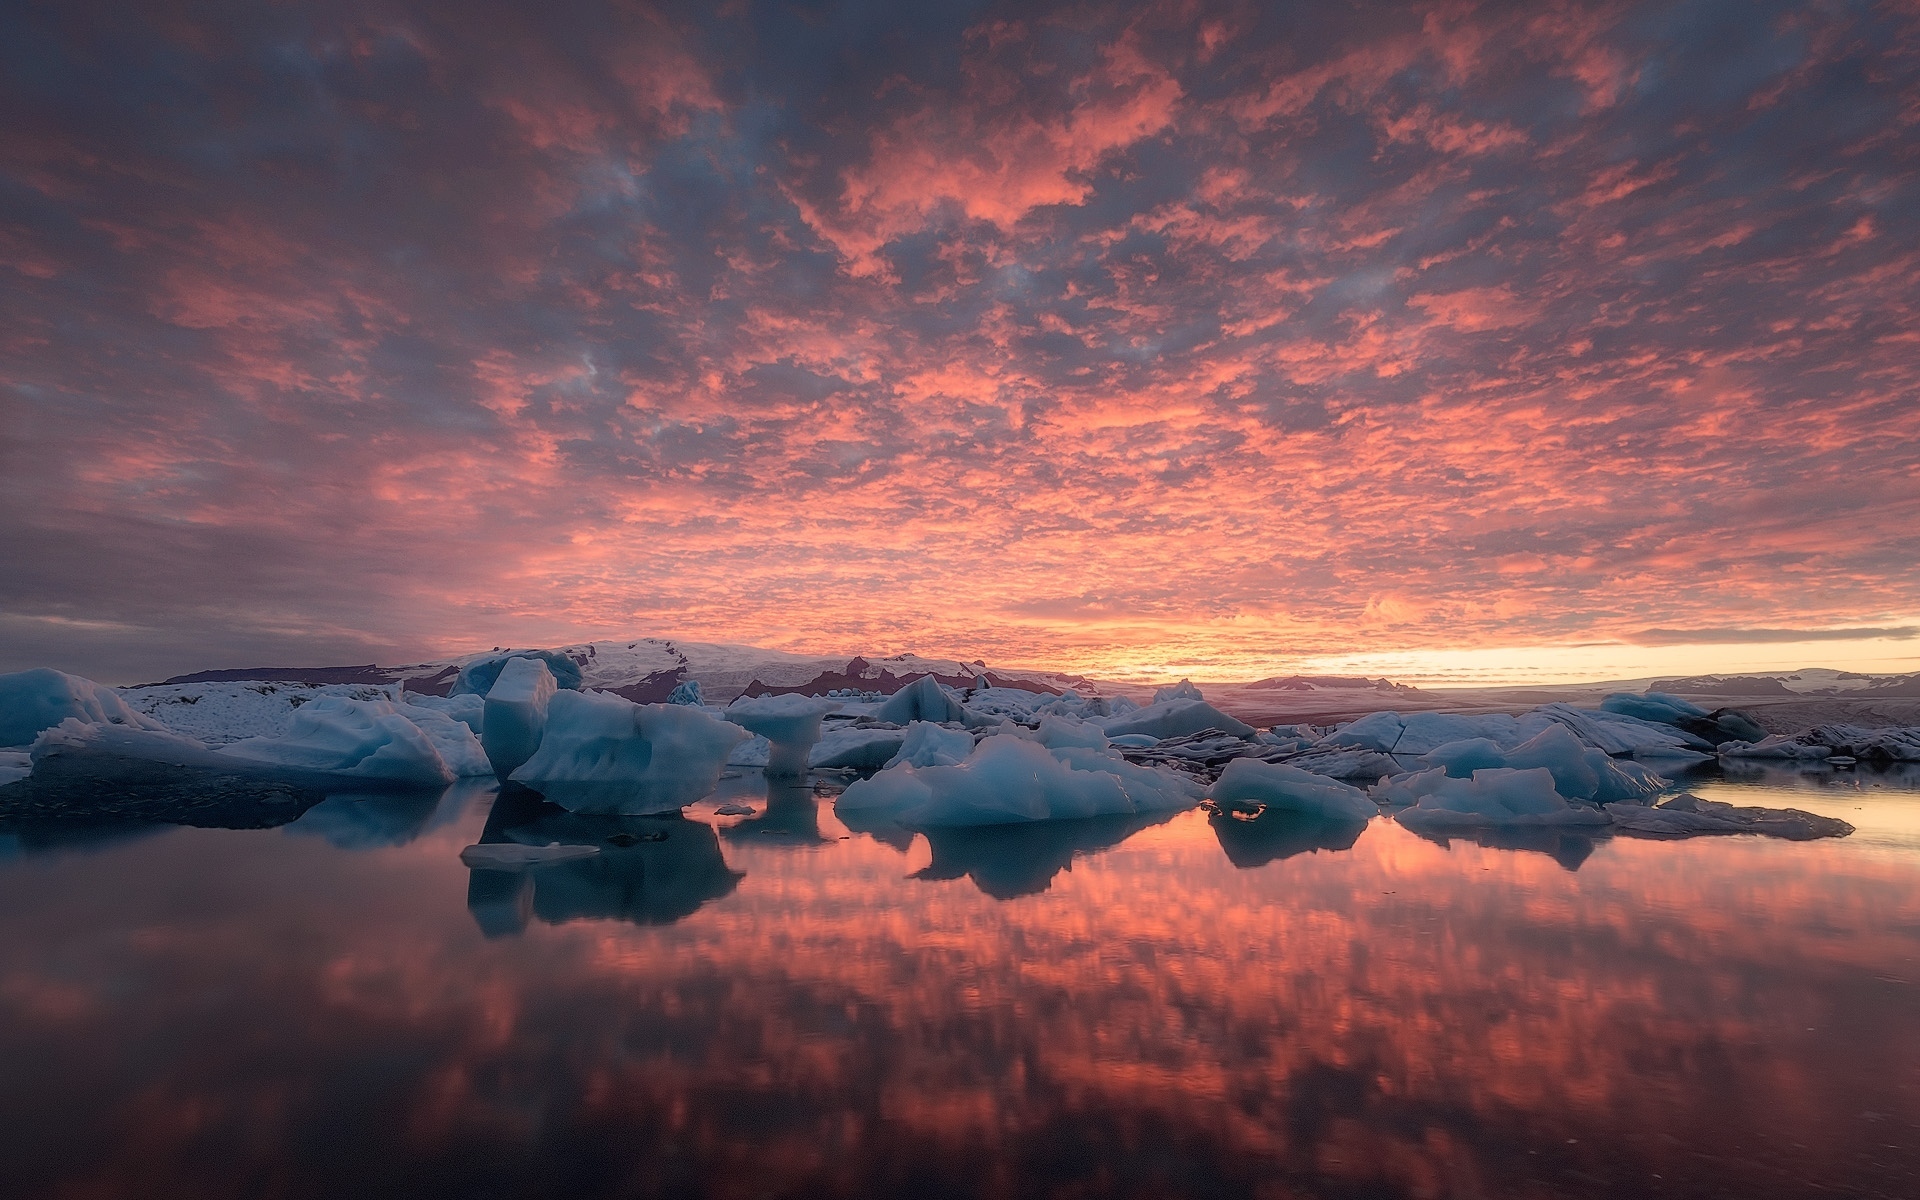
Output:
(3, 0), (1918, 685)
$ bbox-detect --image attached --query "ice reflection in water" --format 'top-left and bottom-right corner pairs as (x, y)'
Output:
(0, 767), (1914, 1198)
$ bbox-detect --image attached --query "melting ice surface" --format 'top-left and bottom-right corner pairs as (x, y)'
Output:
(0, 757), (1917, 1199)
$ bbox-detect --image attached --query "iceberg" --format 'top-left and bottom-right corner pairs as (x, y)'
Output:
(872, 674), (969, 725)
(1209, 758), (1376, 821)
(1034, 714), (1110, 750)
(1101, 698), (1256, 741)
(1391, 766), (1612, 830)
(451, 649), (583, 697)
(1152, 679), (1204, 703)
(1600, 691), (1709, 725)
(1533, 703), (1711, 758)
(725, 693), (840, 776)
(1718, 734), (1834, 760)
(1315, 711), (1405, 752)
(0, 668), (165, 748)
(218, 696), (462, 786)
(883, 721), (974, 769)
(838, 733), (1200, 827)
(1420, 724), (1664, 804)
(482, 656), (557, 778)
(403, 691), (484, 736)
(1807, 723), (1920, 762)
(509, 689), (747, 814)
(1390, 711), (1555, 755)
(667, 679), (704, 706)
(811, 725), (910, 770)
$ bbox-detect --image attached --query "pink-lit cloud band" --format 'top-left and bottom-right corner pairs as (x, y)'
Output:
(2, 1), (1917, 682)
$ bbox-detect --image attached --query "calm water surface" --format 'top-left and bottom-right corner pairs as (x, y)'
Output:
(1, 767), (1916, 1199)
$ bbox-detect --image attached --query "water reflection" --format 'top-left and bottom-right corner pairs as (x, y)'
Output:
(285, 781), (480, 849)
(466, 784), (741, 935)
(1207, 805), (1368, 869)
(719, 777), (834, 845)
(914, 811), (1179, 898)
(1, 773), (1918, 1198)
(1404, 825), (1603, 871)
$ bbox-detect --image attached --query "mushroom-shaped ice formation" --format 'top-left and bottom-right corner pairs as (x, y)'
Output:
(482, 655), (558, 778)
(724, 693), (841, 776)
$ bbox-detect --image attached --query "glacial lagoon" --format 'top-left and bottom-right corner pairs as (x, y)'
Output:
(1, 766), (1916, 1199)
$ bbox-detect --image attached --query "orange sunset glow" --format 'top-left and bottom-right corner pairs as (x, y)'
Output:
(4, 1), (1917, 683)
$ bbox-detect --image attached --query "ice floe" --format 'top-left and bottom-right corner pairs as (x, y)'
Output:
(220, 696), (476, 786)
(508, 689), (747, 814)
(1388, 767), (1614, 831)
(1605, 793), (1854, 840)
(1208, 758), (1376, 822)
(838, 732), (1200, 827)
(459, 841), (602, 869)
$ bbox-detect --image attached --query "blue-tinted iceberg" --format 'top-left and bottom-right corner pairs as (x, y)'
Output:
(404, 692), (484, 736)
(1418, 724), (1664, 804)
(482, 656), (557, 778)
(1152, 679), (1204, 703)
(451, 649), (583, 697)
(1102, 698), (1255, 741)
(1210, 758), (1376, 821)
(1389, 766), (1613, 830)
(0, 668), (165, 748)
(509, 689), (747, 814)
(838, 733), (1200, 827)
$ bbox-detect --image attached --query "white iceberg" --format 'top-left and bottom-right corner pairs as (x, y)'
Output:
(1034, 714), (1110, 750)
(482, 656), (557, 778)
(1718, 734), (1834, 760)
(1209, 758), (1376, 821)
(509, 689), (747, 814)
(1533, 703), (1711, 758)
(1390, 766), (1612, 830)
(218, 696), (464, 786)
(883, 721), (974, 769)
(725, 693), (840, 776)
(1101, 698), (1255, 741)
(838, 733), (1200, 827)
(0, 668), (165, 748)
(403, 691), (484, 735)
(1152, 679), (1204, 703)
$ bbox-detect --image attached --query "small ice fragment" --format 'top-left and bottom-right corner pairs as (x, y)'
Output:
(460, 841), (601, 869)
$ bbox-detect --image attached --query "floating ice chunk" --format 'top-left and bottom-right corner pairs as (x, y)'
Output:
(1153, 679), (1204, 703)
(1718, 734), (1834, 760)
(1392, 767), (1611, 830)
(1210, 758), (1376, 821)
(0, 668), (166, 748)
(404, 692), (484, 735)
(1605, 793), (1853, 840)
(1808, 723), (1920, 762)
(219, 696), (456, 785)
(509, 690), (747, 814)
(667, 679), (704, 706)
(1316, 711), (1404, 752)
(726, 693), (841, 776)
(483, 656), (557, 778)
(1107, 733), (1160, 749)
(812, 725), (909, 770)
(838, 734), (1199, 827)
(885, 721), (975, 769)
(1102, 698), (1256, 741)
(452, 649), (582, 697)
(873, 675), (968, 725)
(1418, 725), (1664, 803)
(30, 717), (224, 770)
(460, 842), (602, 869)
(1370, 767), (1449, 807)
(713, 802), (756, 816)
(1035, 714), (1109, 750)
